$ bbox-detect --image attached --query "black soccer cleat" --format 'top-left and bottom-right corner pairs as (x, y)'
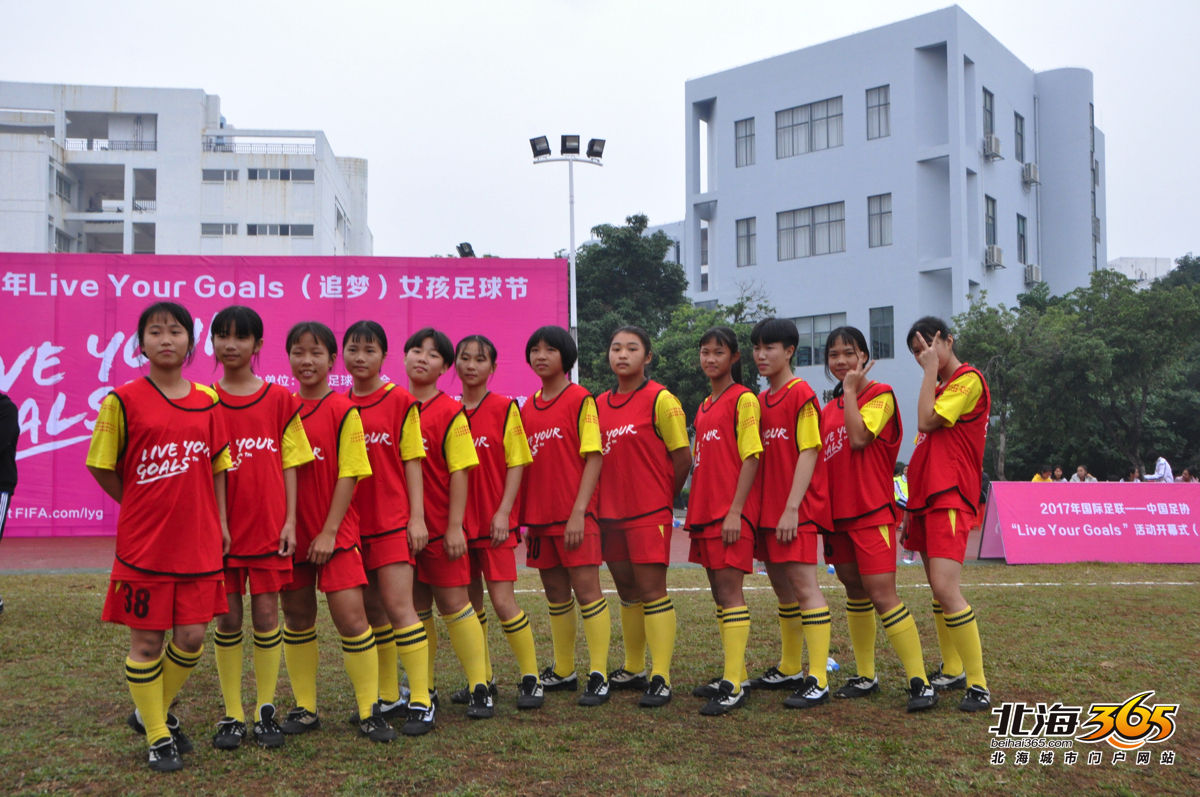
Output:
(638, 675), (672, 708)
(834, 675), (881, 699)
(959, 685), (992, 713)
(146, 736), (183, 773)
(578, 671), (611, 706)
(699, 679), (747, 716)
(253, 703), (285, 748)
(783, 675), (830, 709)
(540, 666), (579, 692)
(906, 677), (938, 712)
(607, 667), (648, 691)
(516, 675), (545, 710)
(401, 702), (436, 736)
(211, 717), (245, 750)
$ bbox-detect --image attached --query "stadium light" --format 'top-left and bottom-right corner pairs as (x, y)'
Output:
(456, 242), (475, 258)
(529, 136), (551, 159)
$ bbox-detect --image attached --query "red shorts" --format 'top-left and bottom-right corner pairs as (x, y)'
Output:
(361, 531), (414, 571)
(601, 521), (673, 566)
(904, 508), (974, 564)
(416, 537), (472, 587)
(823, 524), (898, 575)
(687, 519), (755, 573)
(469, 545), (519, 582)
(754, 527), (820, 564)
(526, 526), (602, 570)
(224, 565), (293, 596)
(102, 577), (228, 631)
(283, 547), (368, 594)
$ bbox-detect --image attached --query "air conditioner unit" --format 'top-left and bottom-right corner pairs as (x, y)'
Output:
(985, 244), (1004, 268)
(983, 134), (1002, 159)
(1092, 217), (1101, 239)
(1022, 162), (1040, 186)
(1024, 263), (1042, 284)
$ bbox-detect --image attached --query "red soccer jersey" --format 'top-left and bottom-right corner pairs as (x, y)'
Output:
(596, 380), (676, 525)
(350, 383), (422, 540)
(685, 385), (762, 531)
(417, 392), (478, 539)
(216, 382), (309, 568)
(820, 381), (902, 531)
(907, 364), (991, 515)
(295, 391), (368, 555)
(463, 392), (530, 540)
(754, 378), (832, 533)
(96, 378), (230, 579)
(518, 382), (601, 529)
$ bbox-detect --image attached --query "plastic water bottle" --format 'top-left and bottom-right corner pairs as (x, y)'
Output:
(826, 564), (835, 574)
(827, 656), (839, 673)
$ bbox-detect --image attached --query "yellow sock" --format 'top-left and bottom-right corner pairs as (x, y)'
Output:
(395, 621), (431, 707)
(372, 624), (399, 704)
(161, 641), (203, 718)
(931, 600), (964, 677)
(125, 655), (167, 745)
(444, 604), (488, 687)
(642, 596), (676, 683)
(283, 625), (319, 712)
(619, 600), (646, 673)
(579, 597), (611, 676)
(213, 629), (245, 721)
(341, 629), (378, 721)
(800, 607), (832, 688)
(944, 605), (987, 690)
(419, 608), (438, 690)
(720, 606), (750, 692)
(252, 627), (283, 712)
(845, 598), (877, 680)
(547, 598), (577, 678)
(880, 603), (928, 684)
(777, 602), (804, 676)
(501, 611), (540, 677)
(477, 609), (494, 683)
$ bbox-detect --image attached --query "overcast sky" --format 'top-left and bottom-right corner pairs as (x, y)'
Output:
(2, 0), (1196, 263)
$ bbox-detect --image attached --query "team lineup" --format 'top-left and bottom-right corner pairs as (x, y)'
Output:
(84, 301), (992, 773)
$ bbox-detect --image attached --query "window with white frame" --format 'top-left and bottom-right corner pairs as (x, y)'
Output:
(246, 223), (314, 237)
(868, 193), (892, 247)
(736, 217), (756, 266)
(202, 169), (238, 182)
(201, 223), (238, 236)
(983, 88), (995, 137)
(1017, 214), (1027, 265)
(775, 97), (843, 158)
(985, 196), (997, 246)
(792, 312), (847, 366)
(735, 118), (755, 167)
(866, 85), (890, 140)
(248, 168), (315, 182)
(869, 306), (894, 359)
(1014, 113), (1025, 163)
(778, 202), (845, 260)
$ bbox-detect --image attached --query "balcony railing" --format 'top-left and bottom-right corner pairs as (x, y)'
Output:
(133, 199), (156, 212)
(203, 138), (315, 155)
(64, 138), (157, 152)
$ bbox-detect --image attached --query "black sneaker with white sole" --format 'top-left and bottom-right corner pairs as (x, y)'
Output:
(358, 703), (398, 742)
(128, 710), (193, 754)
(377, 696), (407, 720)
(279, 707), (320, 735)
(929, 665), (967, 692)
(638, 675), (672, 708)
(906, 677), (938, 712)
(466, 683), (496, 719)
(834, 675), (881, 699)
(578, 671), (610, 706)
(401, 702), (436, 736)
(750, 665), (805, 691)
(693, 676), (751, 699)
(540, 666), (578, 692)
(146, 736), (183, 773)
(959, 685), (991, 712)
(453, 680), (498, 705)
(253, 704), (284, 748)
(783, 675), (830, 709)
(516, 675), (545, 710)
(699, 679), (747, 716)
(607, 667), (648, 691)
(211, 717), (245, 750)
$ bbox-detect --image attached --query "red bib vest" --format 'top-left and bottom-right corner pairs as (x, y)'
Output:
(418, 391), (468, 540)
(519, 383), (597, 528)
(820, 381), (902, 531)
(464, 392), (522, 540)
(686, 384), (759, 531)
(350, 384), (418, 540)
(755, 378), (832, 533)
(907, 364), (991, 515)
(596, 380), (676, 526)
(296, 391), (362, 554)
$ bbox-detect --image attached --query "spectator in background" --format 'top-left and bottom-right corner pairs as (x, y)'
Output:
(1051, 466), (1065, 482)
(895, 463), (916, 565)
(1143, 454), (1174, 483)
(1121, 467), (1141, 483)
(1031, 465), (1052, 483)
(1070, 465), (1098, 483)
(1180, 467), (1196, 483)
(0, 391), (17, 615)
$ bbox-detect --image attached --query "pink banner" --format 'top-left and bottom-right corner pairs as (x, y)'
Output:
(0, 253), (567, 538)
(981, 481), (1200, 563)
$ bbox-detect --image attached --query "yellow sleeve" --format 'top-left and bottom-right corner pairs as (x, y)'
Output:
(399, 404), (426, 462)
(734, 392), (763, 461)
(197, 384), (233, 474)
(795, 399), (821, 451)
(281, 412), (315, 469)
(337, 408), (373, 481)
(85, 393), (124, 470)
(933, 372), (984, 427)
(578, 395), (602, 457)
(859, 391), (895, 440)
(445, 412), (479, 473)
(503, 402), (534, 468)
(653, 390), (691, 452)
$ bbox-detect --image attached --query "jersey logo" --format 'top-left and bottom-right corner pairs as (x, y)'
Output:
(230, 436), (279, 471)
(822, 426), (846, 462)
(528, 426), (564, 457)
(762, 426), (791, 444)
(312, 446), (325, 461)
(364, 431), (393, 448)
(134, 440), (209, 485)
(473, 435), (491, 449)
(601, 423), (636, 455)
(700, 428), (722, 443)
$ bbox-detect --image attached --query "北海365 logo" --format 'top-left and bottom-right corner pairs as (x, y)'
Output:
(1076, 691), (1178, 750)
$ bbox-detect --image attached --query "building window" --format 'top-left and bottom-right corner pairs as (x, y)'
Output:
(247, 168), (313, 181)
(54, 228), (73, 253)
(736, 217), (756, 267)
(699, 224), (709, 291)
(777, 202), (845, 260)
(1014, 113), (1025, 163)
(55, 171), (72, 202)
(792, 312), (847, 366)
(869, 306), (894, 360)
(866, 85), (890, 140)
(735, 118), (755, 167)
(246, 223), (314, 237)
(202, 169), (238, 182)
(982, 88), (994, 137)
(201, 223), (238, 237)
(775, 96), (843, 158)
(985, 196), (997, 247)
(868, 193), (892, 248)
(1017, 215), (1027, 265)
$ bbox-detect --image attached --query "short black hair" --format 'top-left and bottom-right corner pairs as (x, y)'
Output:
(823, 325), (870, 381)
(405, 327), (454, 363)
(456, 334), (498, 365)
(750, 317), (799, 351)
(210, 305), (263, 341)
(906, 316), (952, 350)
(285, 321), (338, 357)
(525, 325), (577, 372)
(137, 302), (195, 363)
(343, 320), (388, 354)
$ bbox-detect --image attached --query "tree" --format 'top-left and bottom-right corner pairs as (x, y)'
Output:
(1155, 252), (1200, 289)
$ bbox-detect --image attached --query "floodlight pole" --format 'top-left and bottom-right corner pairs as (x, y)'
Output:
(532, 154), (602, 383)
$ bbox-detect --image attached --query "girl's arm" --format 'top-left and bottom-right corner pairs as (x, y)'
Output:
(309, 476), (356, 565)
(842, 361), (877, 450)
(279, 467), (298, 556)
(87, 466), (123, 503)
(565, 452), (602, 549)
(776, 448), (817, 543)
(214, 470), (230, 554)
(670, 448), (692, 498)
(404, 459), (428, 555)
(722, 455), (760, 545)
(444, 469), (469, 559)
(491, 464), (525, 546)
(913, 334), (945, 433)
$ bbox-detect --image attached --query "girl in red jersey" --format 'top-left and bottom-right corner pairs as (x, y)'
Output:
(210, 306), (314, 751)
(747, 318), (833, 710)
(685, 326), (762, 716)
(902, 316), (992, 713)
(277, 322), (397, 743)
(819, 326), (936, 712)
(519, 325), (611, 707)
(404, 327), (492, 721)
(596, 326), (691, 708)
(453, 334), (544, 710)
(86, 302), (232, 772)
(342, 320), (436, 736)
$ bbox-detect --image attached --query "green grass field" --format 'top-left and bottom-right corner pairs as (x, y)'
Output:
(0, 562), (1196, 796)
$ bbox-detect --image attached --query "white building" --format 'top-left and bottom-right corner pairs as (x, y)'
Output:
(676, 6), (1104, 458)
(0, 82), (372, 256)
(1108, 257), (1175, 289)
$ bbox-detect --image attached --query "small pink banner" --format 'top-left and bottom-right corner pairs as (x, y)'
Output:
(980, 481), (1200, 563)
(0, 253), (567, 538)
